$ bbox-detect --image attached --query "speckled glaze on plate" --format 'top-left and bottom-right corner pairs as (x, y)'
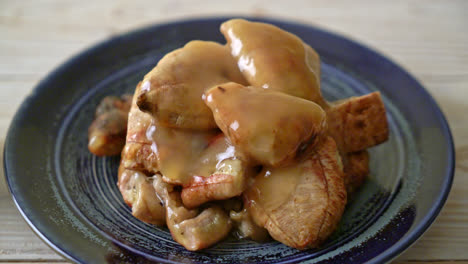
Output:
(4, 17), (454, 264)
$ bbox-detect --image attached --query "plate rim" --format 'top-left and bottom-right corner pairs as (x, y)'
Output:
(3, 16), (455, 264)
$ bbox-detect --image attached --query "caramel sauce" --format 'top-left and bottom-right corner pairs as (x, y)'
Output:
(221, 19), (328, 108)
(204, 82), (326, 167)
(145, 120), (218, 184)
(190, 135), (239, 177)
(145, 119), (242, 185)
(136, 41), (248, 130)
(248, 165), (303, 213)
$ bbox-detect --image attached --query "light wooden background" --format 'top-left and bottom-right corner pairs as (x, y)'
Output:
(1, 1), (467, 263)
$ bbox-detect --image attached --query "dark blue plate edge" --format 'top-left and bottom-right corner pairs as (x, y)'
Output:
(366, 81), (455, 263)
(3, 16), (456, 264)
(2, 174), (84, 263)
(364, 60), (456, 264)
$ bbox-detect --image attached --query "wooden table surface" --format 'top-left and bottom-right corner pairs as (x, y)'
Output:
(1, 1), (467, 263)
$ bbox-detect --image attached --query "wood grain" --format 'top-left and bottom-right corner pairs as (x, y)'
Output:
(1, 0), (467, 263)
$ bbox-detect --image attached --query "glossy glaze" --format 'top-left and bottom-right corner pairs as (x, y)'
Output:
(180, 136), (247, 208)
(245, 137), (346, 249)
(145, 120), (217, 184)
(221, 19), (328, 107)
(136, 40), (247, 130)
(204, 82), (327, 167)
(121, 82), (159, 173)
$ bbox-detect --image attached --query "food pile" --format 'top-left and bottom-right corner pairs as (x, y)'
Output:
(88, 19), (389, 251)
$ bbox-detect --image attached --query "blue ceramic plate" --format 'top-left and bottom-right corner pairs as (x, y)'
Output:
(4, 17), (454, 263)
